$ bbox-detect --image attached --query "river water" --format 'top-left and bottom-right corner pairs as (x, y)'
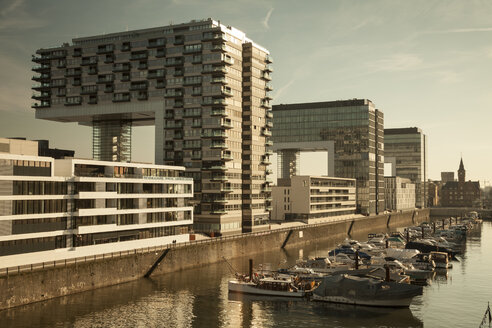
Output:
(2, 221), (490, 328)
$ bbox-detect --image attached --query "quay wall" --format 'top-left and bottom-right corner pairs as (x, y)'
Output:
(429, 207), (492, 219)
(0, 209), (429, 310)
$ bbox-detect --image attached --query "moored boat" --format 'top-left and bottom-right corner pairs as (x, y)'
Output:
(312, 274), (423, 307)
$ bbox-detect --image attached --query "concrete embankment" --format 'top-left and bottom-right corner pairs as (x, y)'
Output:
(0, 209), (429, 310)
(429, 207), (492, 219)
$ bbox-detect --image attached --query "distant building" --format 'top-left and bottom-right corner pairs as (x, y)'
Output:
(272, 99), (384, 215)
(0, 137), (38, 156)
(441, 158), (481, 207)
(272, 176), (356, 223)
(384, 127), (427, 209)
(36, 140), (75, 159)
(427, 180), (441, 207)
(0, 138), (74, 159)
(384, 176), (415, 211)
(441, 172), (454, 184)
(0, 152), (193, 261)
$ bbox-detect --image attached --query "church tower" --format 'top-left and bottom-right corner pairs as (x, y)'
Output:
(458, 158), (465, 183)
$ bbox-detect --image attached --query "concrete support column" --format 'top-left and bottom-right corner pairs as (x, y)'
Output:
(92, 120), (132, 162)
(277, 149), (299, 179)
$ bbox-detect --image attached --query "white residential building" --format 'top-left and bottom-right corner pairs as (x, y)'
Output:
(384, 176), (415, 211)
(272, 176), (356, 223)
(0, 153), (193, 267)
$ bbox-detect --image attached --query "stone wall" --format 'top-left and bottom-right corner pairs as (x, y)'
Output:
(0, 208), (429, 310)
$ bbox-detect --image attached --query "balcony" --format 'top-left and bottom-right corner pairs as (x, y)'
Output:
(211, 44), (227, 52)
(97, 44), (114, 54)
(148, 38), (166, 48)
(265, 84), (273, 91)
(32, 53), (51, 63)
(130, 52), (148, 60)
(130, 82), (148, 91)
(165, 57), (184, 66)
(264, 64), (273, 73)
(31, 101), (50, 109)
(174, 36), (184, 45)
(32, 64), (50, 72)
(81, 86), (98, 95)
(265, 149), (273, 155)
(208, 164), (227, 171)
(262, 129), (272, 137)
(147, 70), (165, 79)
(261, 71), (272, 81)
(112, 93), (131, 102)
(221, 87), (233, 97)
(113, 63), (131, 72)
(97, 75), (115, 84)
(31, 92), (50, 100)
(260, 100), (272, 109)
(203, 32), (222, 41)
(211, 174), (228, 181)
(81, 57), (98, 66)
(264, 94), (273, 101)
(210, 141), (227, 149)
(32, 73), (50, 82)
(266, 111), (273, 119)
(173, 100), (184, 108)
(211, 209), (227, 215)
(223, 55), (234, 65)
(165, 89), (183, 98)
(32, 82), (50, 90)
(265, 169), (273, 175)
(265, 55), (273, 63)
(261, 185), (272, 192)
(261, 157), (271, 165)
(165, 121), (183, 129)
(211, 108), (227, 116)
(221, 152), (233, 161)
(121, 43), (131, 52)
(202, 130), (227, 138)
(211, 77), (226, 84)
(266, 121), (273, 128)
(211, 197), (228, 203)
(221, 119), (233, 129)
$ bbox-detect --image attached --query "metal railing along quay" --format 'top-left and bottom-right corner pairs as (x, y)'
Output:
(0, 213), (407, 278)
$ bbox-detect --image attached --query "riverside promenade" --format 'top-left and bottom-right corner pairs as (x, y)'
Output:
(0, 209), (429, 310)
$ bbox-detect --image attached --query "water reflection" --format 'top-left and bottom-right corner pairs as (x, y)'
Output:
(0, 221), (489, 328)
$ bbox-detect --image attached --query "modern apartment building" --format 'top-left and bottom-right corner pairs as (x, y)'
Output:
(384, 176), (415, 211)
(272, 176), (356, 222)
(272, 99), (384, 215)
(0, 152), (193, 262)
(0, 137), (74, 159)
(384, 128), (427, 208)
(31, 18), (273, 235)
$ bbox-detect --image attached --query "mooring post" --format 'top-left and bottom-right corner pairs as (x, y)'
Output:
(442, 218), (445, 229)
(385, 239), (389, 248)
(249, 259), (253, 282)
(406, 229), (410, 242)
(421, 226), (425, 239)
(355, 250), (359, 270)
(433, 222), (436, 234)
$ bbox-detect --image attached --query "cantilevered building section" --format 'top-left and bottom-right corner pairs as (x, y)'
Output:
(272, 99), (384, 215)
(384, 127), (427, 208)
(31, 18), (273, 235)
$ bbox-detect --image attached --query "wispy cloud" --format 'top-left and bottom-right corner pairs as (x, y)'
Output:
(0, 0), (47, 31)
(426, 27), (492, 34)
(273, 79), (294, 101)
(262, 7), (274, 29)
(367, 53), (423, 73)
(435, 70), (461, 83)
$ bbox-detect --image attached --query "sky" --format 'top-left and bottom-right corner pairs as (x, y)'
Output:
(0, 0), (491, 184)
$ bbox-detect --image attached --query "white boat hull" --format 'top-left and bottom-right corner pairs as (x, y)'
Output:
(311, 294), (415, 307)
(228, 280), (306, 298)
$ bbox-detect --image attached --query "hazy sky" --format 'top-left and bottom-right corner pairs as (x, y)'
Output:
(0, 0), (491, 184)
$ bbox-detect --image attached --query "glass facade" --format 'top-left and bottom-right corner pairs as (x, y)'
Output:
(384, 128), (427, 208)
(272, 99), (384, 215)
